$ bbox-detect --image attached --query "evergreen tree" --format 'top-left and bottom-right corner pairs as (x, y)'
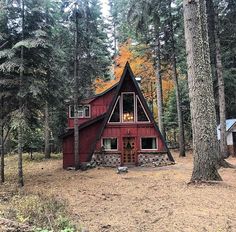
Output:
(183, 0), (221, 181)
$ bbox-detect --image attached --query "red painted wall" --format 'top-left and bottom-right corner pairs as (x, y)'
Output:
(96, 124), (165, 152)
(67, 88), (116, 128)
(63, 118), (104, 168)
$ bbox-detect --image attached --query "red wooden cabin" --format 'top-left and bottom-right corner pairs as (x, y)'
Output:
(62, 63), (174, 168)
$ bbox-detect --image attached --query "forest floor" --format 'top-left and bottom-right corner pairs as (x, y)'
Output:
(1, 151), (236, 232)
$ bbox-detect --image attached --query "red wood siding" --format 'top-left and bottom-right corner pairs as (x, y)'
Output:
(63, 135), (74, 168)
(67, 88), (116, 128)
(96, 124), (165, 152)
(63, 119), (104, 168)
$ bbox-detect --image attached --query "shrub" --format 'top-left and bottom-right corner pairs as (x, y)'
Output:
(3, 193), (76, 231)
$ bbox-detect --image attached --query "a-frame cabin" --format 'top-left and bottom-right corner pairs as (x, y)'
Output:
(62, 63), (174, 168)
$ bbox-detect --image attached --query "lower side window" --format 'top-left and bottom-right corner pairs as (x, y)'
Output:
(141, 137), (157, 150)
(102, 138), (118, 150)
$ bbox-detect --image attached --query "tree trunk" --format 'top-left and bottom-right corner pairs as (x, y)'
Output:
(74, 9), (80, 170)
(0, 97), (4, 183)
(206, 0), (216, 81)
(168, 0), (185, 157)
(44, 102), (51, 158)
(183, 0), (222, 181)
(18, 0), (25, 187)
(214, 10), (227, 158)
(154, 24), (164, 137)
(18, 125), (24, 187)
(0, 125), (4, 184)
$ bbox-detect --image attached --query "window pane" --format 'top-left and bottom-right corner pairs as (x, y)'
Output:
(84, 106), (90, 117)
(141, 138), (157, 149)
(69, 105), (75, 118)
(77, 106), (83, 117)
(110, 99), (120, 122)
(110, 138), (117, 149)
(103, 138), (117, 150)
(123, 93), (134, 122)
(78, 111), (83, 117)
(137, 98), (149, 121)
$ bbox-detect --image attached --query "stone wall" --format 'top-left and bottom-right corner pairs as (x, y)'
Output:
(138, 153), (173, 167)
(92, 152), (121, 167)
(92, 152), (174, 167)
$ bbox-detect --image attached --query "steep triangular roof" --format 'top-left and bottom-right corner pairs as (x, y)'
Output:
(81, 82), (119, 104)
(87, 62), (174, 162)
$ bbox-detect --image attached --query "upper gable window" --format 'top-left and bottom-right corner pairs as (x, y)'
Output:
(122, 93), (135, 122)
(69, 105), (90, 118)
(109, 97), (120, 122)
(137, 96), (149, 122)
(108, 93), (150, 124)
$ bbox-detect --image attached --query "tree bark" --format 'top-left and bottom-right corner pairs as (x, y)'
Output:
(44, 102), (51, 158)
(168, 0), (185, 157)
(18, 0), (25, 187)
(183, 0), (222, 181)
(154, 24), (165, 137)
(74, 8), (80, 170)
(0, 97), (4, 183)
(214, 9), (227, 158)
(206, 0), (216, 81)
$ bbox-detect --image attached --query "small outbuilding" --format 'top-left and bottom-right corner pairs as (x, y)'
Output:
(61, 63), (174, 168)
(217, 119), (236, 156)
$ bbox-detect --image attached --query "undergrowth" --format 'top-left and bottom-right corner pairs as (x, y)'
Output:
(2, 192), (77, 231)
(23, 152), (62, 162)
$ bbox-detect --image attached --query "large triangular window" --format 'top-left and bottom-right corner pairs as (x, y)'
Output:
(136, 97), (149, 122)
(122, 93), (135, 122)
(109, 97), (120, 122)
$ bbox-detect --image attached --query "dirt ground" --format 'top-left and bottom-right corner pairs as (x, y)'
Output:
(2, 151), (236, 232)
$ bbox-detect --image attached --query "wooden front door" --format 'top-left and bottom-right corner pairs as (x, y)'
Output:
(122, 137), (135, 165)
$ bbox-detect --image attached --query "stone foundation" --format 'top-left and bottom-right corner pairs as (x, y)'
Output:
(138, 153), (173, 167)
(91, 152), (174, 167)
(92, 152), (121, 167)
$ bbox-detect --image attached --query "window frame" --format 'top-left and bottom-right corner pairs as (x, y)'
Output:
(69, 105), (75, 118)
(69, 105), (91, 118)
(101, 137), (118, 151)
(140, 137), (158, 151)
(83, 105), (91, 118)
(136, 96), (150, 123)
(108, 96), (121, 123)
(121, 92), (135, 123)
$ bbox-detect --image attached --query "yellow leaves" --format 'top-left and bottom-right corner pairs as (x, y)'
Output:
(93, 40), (174, 101)
(94, 77), (118, 94)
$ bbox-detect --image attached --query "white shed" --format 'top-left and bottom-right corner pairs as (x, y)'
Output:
(217, 119), (236, 156)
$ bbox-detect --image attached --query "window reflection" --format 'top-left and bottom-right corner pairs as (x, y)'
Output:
(110, 98), (120, 122)
(137, 97), (149, 121)
(123, 93), (134, 122)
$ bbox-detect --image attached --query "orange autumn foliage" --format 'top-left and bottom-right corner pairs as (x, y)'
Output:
(94, 40), (174, 106)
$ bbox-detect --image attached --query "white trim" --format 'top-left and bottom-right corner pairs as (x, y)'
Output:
(101, 137), (118, 151)
(140, 137), (158, 150)
(68, 104), (91, 118)
(136, 96), (150, 123)
(83, 105), (91, 118)
(78, 109), (84, 117)
(121, 92), (135, 123)
(108, 96), (121, 123)
(69, 105), (75, 118)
